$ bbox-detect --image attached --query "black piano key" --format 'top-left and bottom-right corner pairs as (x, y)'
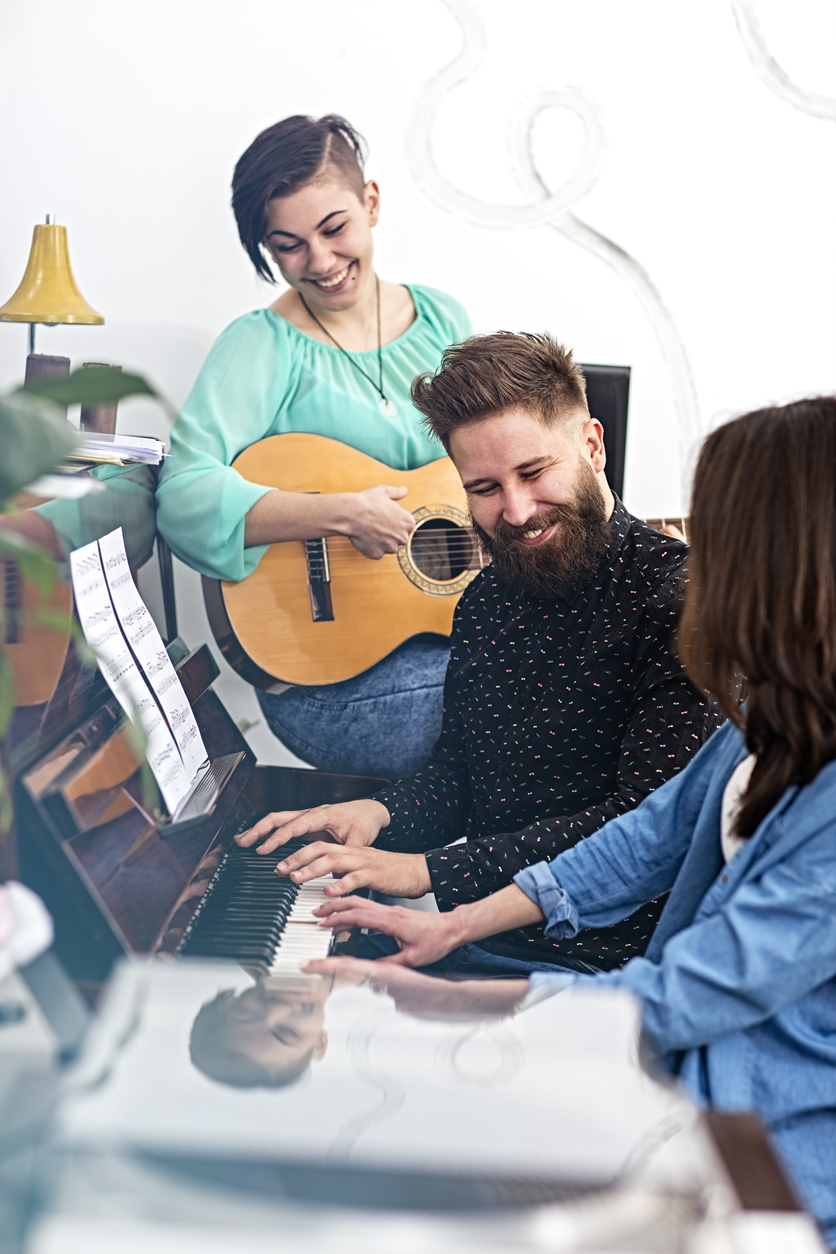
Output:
(193, 915), (290, 934)
(186, 945), (276, 961)
(183, 903), (292, 936)
(177, 837), (329, 963)
(199, 885), (294, 900)
(193, 898), (293, 917)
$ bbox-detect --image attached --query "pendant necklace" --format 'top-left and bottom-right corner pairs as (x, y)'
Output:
(299, 275), (398, 417)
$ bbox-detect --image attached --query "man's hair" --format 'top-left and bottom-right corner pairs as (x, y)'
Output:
(680, 396), (836, 838)
(232, 113), (367, 282)
(189, 990), (313, 1089)
(410, 331), (589, 450)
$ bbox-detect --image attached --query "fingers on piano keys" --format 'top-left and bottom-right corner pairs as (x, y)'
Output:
(179, 842), (336, 976)
(267, 880), (336, 976)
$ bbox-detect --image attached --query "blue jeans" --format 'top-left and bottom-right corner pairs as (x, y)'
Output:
(256, 636), (449, 779)
(356, 930), (601, 978)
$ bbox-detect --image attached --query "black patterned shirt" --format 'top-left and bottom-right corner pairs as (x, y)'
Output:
(373, 500), (723, 970)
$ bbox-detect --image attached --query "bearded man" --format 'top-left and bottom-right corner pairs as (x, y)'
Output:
(237, 332), (722, 974)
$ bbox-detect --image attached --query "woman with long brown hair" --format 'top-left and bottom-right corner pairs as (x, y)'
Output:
(308, 396), (836, 1242)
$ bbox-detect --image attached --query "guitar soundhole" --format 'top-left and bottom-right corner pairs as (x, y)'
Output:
(410, 517), (476, 582)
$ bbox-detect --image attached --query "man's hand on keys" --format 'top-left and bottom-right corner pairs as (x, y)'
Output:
(235, 798), (390, 856)
(276, 843), (432, 899)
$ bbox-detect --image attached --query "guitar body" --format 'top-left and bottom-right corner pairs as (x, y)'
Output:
(203, 434), (483, 688)
(2, 561), (73, 706)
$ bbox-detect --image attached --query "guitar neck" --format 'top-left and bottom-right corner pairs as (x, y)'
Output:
(644, 516), (690, 542)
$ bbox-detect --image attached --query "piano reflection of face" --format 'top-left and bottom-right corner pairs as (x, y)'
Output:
(189, 976), (330, 1089)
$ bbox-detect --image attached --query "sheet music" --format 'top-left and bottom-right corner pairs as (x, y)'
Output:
(69, 539), (192, 814)
(98, 528), (206, 778)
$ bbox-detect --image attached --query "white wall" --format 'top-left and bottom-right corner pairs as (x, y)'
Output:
(1, 0), (834, 763)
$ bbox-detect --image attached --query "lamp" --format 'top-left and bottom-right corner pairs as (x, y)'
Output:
(0, 214), (104, 356)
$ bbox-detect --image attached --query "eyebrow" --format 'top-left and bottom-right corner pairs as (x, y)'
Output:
(462, 456), (552, 492)
(266, 209), (348, 239)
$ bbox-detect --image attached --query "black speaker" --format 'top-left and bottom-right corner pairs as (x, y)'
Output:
(579, 364), (631, 501)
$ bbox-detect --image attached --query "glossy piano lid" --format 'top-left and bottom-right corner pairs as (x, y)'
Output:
(55, 957), (698, 1196)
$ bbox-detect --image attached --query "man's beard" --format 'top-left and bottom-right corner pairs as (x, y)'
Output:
(471, 461), (611, 601)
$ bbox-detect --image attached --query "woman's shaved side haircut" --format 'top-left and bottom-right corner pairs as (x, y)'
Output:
(232, 113), (367, 283)
(411, 331), (589, 450)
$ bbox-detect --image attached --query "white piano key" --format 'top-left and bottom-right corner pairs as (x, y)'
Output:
(266, 918), (334, 976)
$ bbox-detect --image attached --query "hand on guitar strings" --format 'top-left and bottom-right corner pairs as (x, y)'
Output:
(278, 842), (432, 899)
(242, 482), (414, 558)
(346, 484), (416, 559)
(236, 798), (390, 854)
(313, 896), (463, 968)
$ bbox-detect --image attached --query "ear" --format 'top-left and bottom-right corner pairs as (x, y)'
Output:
(581, 417), (606, 475)
(313, 1030), (328, 1061)
(364, 180), (381, 227)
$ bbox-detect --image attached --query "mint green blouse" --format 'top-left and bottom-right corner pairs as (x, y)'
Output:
(156, 285), (471, 582)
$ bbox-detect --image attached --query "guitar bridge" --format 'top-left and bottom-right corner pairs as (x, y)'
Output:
(304, 538), (334, 622)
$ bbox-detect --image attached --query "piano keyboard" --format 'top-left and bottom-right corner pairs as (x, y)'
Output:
(178, 839), (335, 974)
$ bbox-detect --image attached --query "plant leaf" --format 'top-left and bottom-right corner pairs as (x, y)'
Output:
(0, 393), (80, 503)
(20, 366), (157, 407)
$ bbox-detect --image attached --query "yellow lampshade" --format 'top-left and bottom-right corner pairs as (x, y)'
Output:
(0, 223), (103, 325)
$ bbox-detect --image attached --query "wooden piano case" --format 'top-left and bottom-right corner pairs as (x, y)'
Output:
(14, 637), (385, 998)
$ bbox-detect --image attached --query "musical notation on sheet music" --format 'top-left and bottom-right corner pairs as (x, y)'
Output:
(98, 528), (207, 777)
(70, 537), (192, 813)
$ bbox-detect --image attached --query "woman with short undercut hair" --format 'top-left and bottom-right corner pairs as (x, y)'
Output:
(157, 115), (471, 777)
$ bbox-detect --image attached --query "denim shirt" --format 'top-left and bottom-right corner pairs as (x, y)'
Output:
(517, 720), (836, 1240)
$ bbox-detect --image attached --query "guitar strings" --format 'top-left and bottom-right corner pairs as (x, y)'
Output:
(301, 539), (485, 564)
(308, 538), (480, 554)
(303, 519), (688, 557)
(284, 519), (688, 566)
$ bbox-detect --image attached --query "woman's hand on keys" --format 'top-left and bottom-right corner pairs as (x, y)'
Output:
(235, 798), (390, 856)
(313, 896), (461, 967)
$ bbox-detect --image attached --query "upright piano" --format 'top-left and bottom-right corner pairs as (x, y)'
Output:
(11, 630), (385, 999)
(2, 496), (809, 1242)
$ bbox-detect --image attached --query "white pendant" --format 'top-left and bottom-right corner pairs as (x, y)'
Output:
(379, 397), (398, 417)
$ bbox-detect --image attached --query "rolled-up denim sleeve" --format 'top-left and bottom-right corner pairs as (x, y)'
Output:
(514, 863), (581, 939)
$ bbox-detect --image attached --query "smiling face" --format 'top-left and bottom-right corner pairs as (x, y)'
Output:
(450, 407), (614, 599)
(451, 407), (611, 536)
(262, 175), (379, 314)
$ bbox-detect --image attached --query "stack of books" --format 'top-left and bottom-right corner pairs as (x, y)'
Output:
(67, 432), (166, 468)
(25, 433), (167, 498)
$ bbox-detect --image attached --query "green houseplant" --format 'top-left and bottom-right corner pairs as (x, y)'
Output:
(0, 367), (159, 872)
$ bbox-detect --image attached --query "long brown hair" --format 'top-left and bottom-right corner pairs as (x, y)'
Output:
(680, 397), (836, 837)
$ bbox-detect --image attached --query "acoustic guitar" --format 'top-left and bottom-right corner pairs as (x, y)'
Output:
(202, 434), (486, 688)
(1, 556), (73, 706)
(202, 433), (690, 689)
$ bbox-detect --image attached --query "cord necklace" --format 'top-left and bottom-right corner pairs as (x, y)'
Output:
(299, 275), (397, 417)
